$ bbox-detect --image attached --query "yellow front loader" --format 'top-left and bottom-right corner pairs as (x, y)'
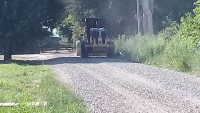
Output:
(76, 18), (115, 58)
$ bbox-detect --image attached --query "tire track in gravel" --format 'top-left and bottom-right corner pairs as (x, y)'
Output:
(52, 63), (166, 113)
(77, 64), (167, 113)
(105, 62), (200, 99)
(79, 63), (200, 113)
(48, 56), (200, 113)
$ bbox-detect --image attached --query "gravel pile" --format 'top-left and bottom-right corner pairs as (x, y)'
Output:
(46, 54), (200, 113)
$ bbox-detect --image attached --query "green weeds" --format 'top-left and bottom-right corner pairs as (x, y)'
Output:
(115, 34), (200, 73)
(0, 63), (88, 113)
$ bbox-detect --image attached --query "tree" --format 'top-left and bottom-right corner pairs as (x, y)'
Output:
(179, 0), (200, 45)
(59, 0), (196, 38)
(57, 15), (84, 44)
(153, 0), (195, 32)
(0, 0), (67, 60)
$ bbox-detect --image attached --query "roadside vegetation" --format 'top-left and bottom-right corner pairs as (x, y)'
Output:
(1, 0), (198, 112)
(115, 0), (200, 75)
(0, 62), (88, 113)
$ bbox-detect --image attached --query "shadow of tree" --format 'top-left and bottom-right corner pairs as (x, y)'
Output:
(0, 56), (130, 66)
(0, 60), (45, 65)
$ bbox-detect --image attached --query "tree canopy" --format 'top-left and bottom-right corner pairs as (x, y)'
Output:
(0, 0), (198, 60)
(0, 0), (67, 60)
(58, 0), (196, 41)
(179, 0), (200, 45)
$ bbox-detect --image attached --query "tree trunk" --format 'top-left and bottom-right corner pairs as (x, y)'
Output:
(137, 0), (141, 34)
(140, 0), (154, 35)
(141, 0), (148, 34)
(4, 49), (12, 61)
(148, 0), (154, 35)
(3, 41), (12, 61)
(147, 9), (154, 35)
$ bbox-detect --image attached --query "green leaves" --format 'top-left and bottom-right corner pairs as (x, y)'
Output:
(0, 0), (68, 54)
(179, 0), (200, 45)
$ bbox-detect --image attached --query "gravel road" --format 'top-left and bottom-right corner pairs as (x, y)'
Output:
(43, 53), (200, 113)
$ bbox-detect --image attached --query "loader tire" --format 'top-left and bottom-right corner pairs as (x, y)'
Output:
(107, 41), (115, 58)
(81, 41), (88, 58)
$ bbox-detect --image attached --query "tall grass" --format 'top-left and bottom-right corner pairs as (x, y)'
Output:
(115, 34), (200, 73)
(115, 34), (166, 63)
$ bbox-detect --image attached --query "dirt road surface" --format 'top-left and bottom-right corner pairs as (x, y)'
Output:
(16, 52), (200, 113)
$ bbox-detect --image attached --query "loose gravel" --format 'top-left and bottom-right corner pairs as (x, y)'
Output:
(42, 53), (200, 113)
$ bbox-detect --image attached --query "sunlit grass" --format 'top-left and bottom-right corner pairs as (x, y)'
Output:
(0, 63), (88, 113)
(115, 34), (200, 74)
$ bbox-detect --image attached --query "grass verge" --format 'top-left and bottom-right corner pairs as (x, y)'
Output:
(115, 34), (200, 75)
(0, 63), (88, 113)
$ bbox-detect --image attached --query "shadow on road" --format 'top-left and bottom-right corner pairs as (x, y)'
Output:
(44, 56), (129, 65)
(0, 60), (44, 65)
(0, 56), (129, 66)
(0, 50), (131, 65)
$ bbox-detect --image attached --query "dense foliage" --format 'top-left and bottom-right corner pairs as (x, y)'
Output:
(0, 0), (67, 60)
(115, 0), (200, 73)
(179, 0), (200, 45)
(0, 0), (198, 69)
(57, 0), (196, 43)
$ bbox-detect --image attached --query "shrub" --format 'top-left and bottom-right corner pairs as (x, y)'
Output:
(115, 22), (200, 72)
(115, 34), (166, 63)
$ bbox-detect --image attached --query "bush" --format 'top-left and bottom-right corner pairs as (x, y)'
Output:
(57, 15), (84, 47)
(163, 36), (195, 71)
(115, 33), (200, 72)
(115, 34), (166, 63)
(115, 0), (200, 74)
(179, 0), (200, 45)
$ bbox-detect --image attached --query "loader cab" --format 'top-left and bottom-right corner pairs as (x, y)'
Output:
(76, 17), (115, 58)
(82, 18), (107, 44)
